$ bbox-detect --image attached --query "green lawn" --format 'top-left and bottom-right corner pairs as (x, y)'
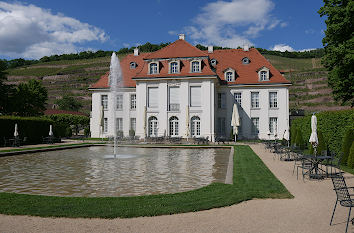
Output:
(0, 145), (292, 218)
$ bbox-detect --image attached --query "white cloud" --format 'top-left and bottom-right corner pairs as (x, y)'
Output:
(271, 44), (295, 52)
(180, 0), (286, 48)
(0, 2), (108, 59)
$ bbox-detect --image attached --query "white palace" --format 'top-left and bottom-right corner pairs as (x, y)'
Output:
(89, 34), (291, 141)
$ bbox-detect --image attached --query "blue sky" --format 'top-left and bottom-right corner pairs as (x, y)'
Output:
(0, 0), (326, 59)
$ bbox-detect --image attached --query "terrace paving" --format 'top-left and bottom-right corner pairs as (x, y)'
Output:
(0, 143), (352, 233)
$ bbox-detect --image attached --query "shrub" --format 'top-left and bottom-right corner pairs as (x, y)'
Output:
(342, 129), (354, 165)
(291, 109), (354, 154)
(84, 127), (90, 137)
(290, 124), (298, 146)
(65, 127), (72, 137)
(346, 142), (354, 168)
(295, 130), (305, 149)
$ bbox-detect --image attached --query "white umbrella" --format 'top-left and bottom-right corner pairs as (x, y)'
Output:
(143, 106), (147, 138)
(231, 103), (240, 142)
(14, 123), (19, 137)
(185, 106), (190, 140)
(49, 125), (54, 136)
(99, 105), (104, 138)
(309, 114), (318, 155)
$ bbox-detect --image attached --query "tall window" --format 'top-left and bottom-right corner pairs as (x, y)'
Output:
(217, 93), (226, 109)
(103, 118), (108, 133)
(191, 116), (201, 137)
(217, 117), (226, 135)
(234, 92), (242, 106)
(130, 118), (136, 131)
(169, 116), (179, 136)
(101, 95), (108, 110)
(148, 87), (158, 108)
(260, 71), (268, 81)
(148, 116), (158, 137)
(116, 118), (123, 132)
(226, 72), (233, 82)
(251, 117), (259, 135)
(130, 94), (136, 110)
(149, 63), (158, 74)
(116, 94), (123, 110)
(169, 86), (180, 111)
(269, 92), (278, 108)
(191, 61), (200, 72)
(269, 117), (278, 135)
(251, 92), (259, 108)
(170, 62), (178, 73)
(190, 86), (201, 107)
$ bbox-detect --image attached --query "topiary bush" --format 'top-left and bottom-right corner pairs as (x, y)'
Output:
(290, 124), (298, 146)
(342, 128), (354, 165)
(295, 130), (305, 149)
(346, 141), (354, 168)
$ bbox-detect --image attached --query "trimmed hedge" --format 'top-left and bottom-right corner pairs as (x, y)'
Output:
(291, 109), (354, 154)
(0, 116), (66, 146)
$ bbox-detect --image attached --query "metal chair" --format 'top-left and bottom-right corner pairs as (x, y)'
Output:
(326, 152), (344, 177)
(296, 158), (313, 180)
(330, 173), (354, 233)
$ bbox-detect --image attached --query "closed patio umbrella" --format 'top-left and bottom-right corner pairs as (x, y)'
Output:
(49, 124), (54, 136)
(309, 114), (318, 155)
(14, 123), (19, 137)
(185, 106), (190, 140)
(231, 103), (240, 142)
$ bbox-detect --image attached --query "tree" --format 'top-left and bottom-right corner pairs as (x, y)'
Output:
(55, 95), (83, 112)
(0, 60), (15, 115)
(12, 79), (48, 116)
(318, 0), (354, 106)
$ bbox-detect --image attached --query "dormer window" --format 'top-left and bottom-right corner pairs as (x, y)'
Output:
(211, 59), (217, 66)
(170, 61), (179, 74)
(191, 60), (201, 73)
(149, 62), (158, 74)
(226, 72), (233, 82)
(258, 67), (270, 81)
(224, 68), (236, 82)
(242, 57), (250, 64)
(130, 62), (137, 69)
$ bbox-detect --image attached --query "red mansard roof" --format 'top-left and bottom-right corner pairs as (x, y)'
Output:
(90, 39), (290, 89)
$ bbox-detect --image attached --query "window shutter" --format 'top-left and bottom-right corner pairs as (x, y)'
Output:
(190, 86), (201, 107)
(169, 87), (179, 104)
(148, 87), (158, 108)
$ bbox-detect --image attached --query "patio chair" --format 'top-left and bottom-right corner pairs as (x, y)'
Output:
(330, 173), (354, 233)
(326, 152), (344, 177)
(296, 157), (313, 180)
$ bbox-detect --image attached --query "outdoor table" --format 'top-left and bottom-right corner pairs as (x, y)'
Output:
(302, 155), (333, 179)
(9, 137), (22, 147)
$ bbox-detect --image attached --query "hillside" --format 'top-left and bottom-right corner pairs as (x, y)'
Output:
(4, 52), (351, 114)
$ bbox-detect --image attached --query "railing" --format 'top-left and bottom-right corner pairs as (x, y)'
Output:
(169, 103), (180, 111)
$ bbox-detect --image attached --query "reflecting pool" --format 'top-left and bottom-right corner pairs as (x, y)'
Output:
(0, 146), (230, 197)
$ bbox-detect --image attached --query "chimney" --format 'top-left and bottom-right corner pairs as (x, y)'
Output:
(208, 45), (213, 53)
(243, 44), (249, 51)
(134, 48), (139, 56)
(178, 34), (185, 40)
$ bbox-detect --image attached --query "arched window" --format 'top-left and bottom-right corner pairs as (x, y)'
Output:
(148, 116), (158, 137)
(226, 71), (233, 82)
(191, 116), (201, 137)
(191, 61), (200, 72)
(169, 116), (179, 136)
(170, 62), (178, 73)
(149, 63), (158, 74)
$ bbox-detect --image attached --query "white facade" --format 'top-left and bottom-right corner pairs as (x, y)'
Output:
(90, 37), (290, 141)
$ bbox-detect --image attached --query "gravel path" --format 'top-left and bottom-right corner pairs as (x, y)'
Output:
(0, 143), (352, 233)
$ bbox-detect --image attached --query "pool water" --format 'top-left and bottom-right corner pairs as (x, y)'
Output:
(0, 146), (230, 197)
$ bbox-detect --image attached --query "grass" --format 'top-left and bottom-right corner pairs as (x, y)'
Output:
(263, 54), (322, 71)
(0, 145), (292, 218)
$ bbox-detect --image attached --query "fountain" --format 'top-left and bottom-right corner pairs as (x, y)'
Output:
(109, 52), (122, 157)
